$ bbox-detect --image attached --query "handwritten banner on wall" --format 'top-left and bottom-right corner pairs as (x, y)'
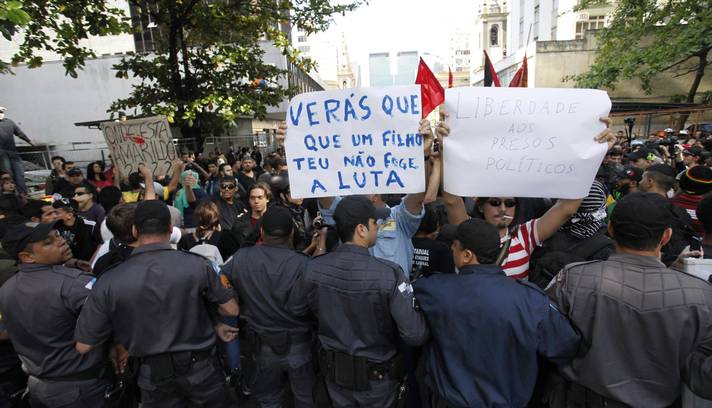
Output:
(443, 87), (611, 199)
(285, 86), (425, 198)
(101, 116), (178, 178)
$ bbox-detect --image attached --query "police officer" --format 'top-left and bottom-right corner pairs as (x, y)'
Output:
(546, 193), (712, 407)
(222, 206), (314, 407)
(0, 221), (110, 407)
(289, 196), (429, 407)
(74, 200), (240, 407)
(413, 218), (580, 407)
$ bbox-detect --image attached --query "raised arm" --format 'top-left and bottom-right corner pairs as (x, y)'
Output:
(139, 164), (156, 200)
(166, 160), (185, 193)
(402, 118), (434, 215)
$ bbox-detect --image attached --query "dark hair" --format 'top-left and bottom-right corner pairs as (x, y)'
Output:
(335, 212), (372, 244)
(107, 203), (137, 244)
(62, 161), (75, 170)
(98, 186), (122, 213)
(644, 169), (675, 192)
(607, 148), (622, 156)
(697, 195), (712, 234)
(206, 160), (218, 168)
(219, 175), (236, 184)
(128, 172), (143, 190)
(51, 156), (66, 164)
(86, 161), (106, 182)
(75, 183), (97, 202)
(473, 197), (518, 217)
(21, 199), (48, 220)
(417, 204), (439, 234)
(613, 228), (666, 251)
(136, 218), (170, 236)
(219, 163), (232, 173)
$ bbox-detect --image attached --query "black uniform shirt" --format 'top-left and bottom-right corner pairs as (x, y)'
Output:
(75, 243), (234, 357)
(222, 244), (311, 336)
(0, 264), (105, 378)
(289, 244), (429, 362)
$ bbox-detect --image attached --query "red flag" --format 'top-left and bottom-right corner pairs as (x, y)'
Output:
(508, 54), (528, 87)
(483, 51), (501, 87)
(448, 67), (453, 88)
(415, 57), (445, 118)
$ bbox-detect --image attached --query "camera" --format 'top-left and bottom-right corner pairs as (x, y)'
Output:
(313, 218), (324, 229)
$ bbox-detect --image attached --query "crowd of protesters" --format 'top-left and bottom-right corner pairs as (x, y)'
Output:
(0, 111), (708, 408)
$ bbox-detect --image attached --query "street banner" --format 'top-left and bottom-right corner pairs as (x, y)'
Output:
(285, 86), (425, 198)
(101, 116), (178, 178)
(443, 87), (611, 199)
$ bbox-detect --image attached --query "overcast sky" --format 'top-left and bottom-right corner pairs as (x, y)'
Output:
(325, 0), (480, 68)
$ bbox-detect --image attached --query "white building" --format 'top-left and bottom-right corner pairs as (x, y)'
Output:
(0, 1), (322, 158)
(471, 0), (612, 86)
(448, 30), (473, 73)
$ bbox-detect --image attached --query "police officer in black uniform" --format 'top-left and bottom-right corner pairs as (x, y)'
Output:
(289, 196), (429, 407)
(74, 200), (239, 407)
(0, 221), (110, 407)
(222, 205), (315, 407)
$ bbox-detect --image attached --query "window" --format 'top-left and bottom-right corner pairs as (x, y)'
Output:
(490, 25), (499, 46)
(299, 46), (310, 53)
(463, 50), (470, 55)
(575, 15), (605, 39)
(533, 3), (540, 41)
(297, 35), (307, 43)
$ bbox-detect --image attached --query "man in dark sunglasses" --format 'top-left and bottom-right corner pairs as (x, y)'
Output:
(73, 184), (105, 224)
(212, 176), (246, 230)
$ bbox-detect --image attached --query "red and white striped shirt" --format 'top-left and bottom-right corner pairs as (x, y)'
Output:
(501, 219), (541, 280)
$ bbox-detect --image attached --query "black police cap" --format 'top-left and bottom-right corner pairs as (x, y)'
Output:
(261, 206), (294, 237)
(1, 221), (58, 260)
(134, 200), (171, 229)
(610, 192), (672, 239)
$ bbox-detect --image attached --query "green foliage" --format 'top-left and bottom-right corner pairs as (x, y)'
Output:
(0, 0), (130, 76)
(110, 0), (361, 139)
(571, 0), (711, 103)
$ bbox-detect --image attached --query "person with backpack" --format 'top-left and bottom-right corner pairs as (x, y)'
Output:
(529, 180), (614, 289)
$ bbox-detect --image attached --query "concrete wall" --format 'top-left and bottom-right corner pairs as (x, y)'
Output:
(0, 55), (138, 146)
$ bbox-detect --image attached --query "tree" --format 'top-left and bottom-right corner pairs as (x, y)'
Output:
(572, 0), (712, 129)
(110, 0), (361, 148)
(0, 0), (129, 76)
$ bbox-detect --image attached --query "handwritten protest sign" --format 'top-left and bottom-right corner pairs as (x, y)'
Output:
(443, 87), (611, 199)
(101, 116), (178, 178)
(285, 86), (425, 198)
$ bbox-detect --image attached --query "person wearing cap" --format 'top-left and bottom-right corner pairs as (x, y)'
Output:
(269, 172), (315, 252)
(626, 148), (656, 170)
(671, 165), (712, 237)
(606, 166), (643, 218)
(0, 222), (111, 406)
(413, 218), (580, 407)
(678, 145), (704, 173)
(221, 205), (315, 406)
(292, 117), (436, 278)
(51, 198), (100, 262)
(639, 164), (697, 265)
(0, 106), (33, 194)
(288, 195), (428, 407)
(544, 192), (712, 407)
(74, 199), (239, 407)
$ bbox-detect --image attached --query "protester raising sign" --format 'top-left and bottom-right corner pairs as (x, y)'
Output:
(101, 116), (178, 178)
(285, 86), (425, 198)
(443, 87), (611, 199)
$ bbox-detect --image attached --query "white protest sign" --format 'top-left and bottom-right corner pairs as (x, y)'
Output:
(101, 116), (178, 178)
(443, 87), (611, 199)
(285, 86), (425, 198)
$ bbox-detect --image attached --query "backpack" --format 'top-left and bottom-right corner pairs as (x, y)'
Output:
(529, 230), (614, 289)
(189, 235), (224, 270)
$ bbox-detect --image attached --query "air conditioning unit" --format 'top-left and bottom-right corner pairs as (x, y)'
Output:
(578, 12), (590, 21)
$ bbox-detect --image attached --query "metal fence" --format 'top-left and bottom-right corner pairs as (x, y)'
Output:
(16, 132), (281, 171)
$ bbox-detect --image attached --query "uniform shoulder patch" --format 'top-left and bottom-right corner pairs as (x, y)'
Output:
(85, 277), (96, 290)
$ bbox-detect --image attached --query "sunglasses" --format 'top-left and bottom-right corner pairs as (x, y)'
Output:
(74, 191), (89, 196)
(487, 198), (516, 208)
(220, 184), (236, 190)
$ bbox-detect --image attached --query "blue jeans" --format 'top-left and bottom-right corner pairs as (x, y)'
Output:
(0, 151), (27, 193)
